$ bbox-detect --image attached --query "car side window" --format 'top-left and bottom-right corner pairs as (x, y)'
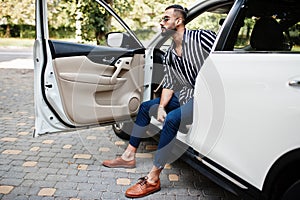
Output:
(287, 23), (300, 51)
(48, 1), (140, 49)
(233, 18), (255, 51)
(231, 4), (300, 52)
(186, 12), (227, 34)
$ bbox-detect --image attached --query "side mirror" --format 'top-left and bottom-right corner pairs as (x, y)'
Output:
(106, 32), (141, 49)
(106, 32), (124, 47)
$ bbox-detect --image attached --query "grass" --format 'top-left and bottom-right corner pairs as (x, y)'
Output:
(292, 45), (300, 51)
(0, 37), (78, 48)
(0, 38), (35, 47)
(0, 37), (81, 48)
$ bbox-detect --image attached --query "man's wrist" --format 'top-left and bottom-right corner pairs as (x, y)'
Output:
(159, 105), (164, 108)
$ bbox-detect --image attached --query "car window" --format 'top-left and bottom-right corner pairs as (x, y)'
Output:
(228, 1), (300, 52)
(186, 12), (227, 34)
(233, 17), (300, 52)
(47, 1), (140, 48)
(289, 24), (300, 51)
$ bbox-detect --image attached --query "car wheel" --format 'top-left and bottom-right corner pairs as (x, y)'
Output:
(112, 122), (133, 140)
(267, 171), (300, 200)
(281, 180), (300, 200)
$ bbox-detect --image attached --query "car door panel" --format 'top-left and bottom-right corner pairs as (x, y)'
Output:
(48, 41), (144, 125)
(49, 40), (136, 64)
(34, 0), (146, 135)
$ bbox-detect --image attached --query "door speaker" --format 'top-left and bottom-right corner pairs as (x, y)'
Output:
(128, 97), (139, 113)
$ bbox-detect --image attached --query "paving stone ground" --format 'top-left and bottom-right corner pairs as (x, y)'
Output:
(0, 68), (241, 199)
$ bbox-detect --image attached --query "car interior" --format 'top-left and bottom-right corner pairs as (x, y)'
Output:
(231, 0), (300, 52)
(250, 17), (284, 51)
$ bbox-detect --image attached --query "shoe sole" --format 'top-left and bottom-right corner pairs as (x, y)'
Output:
(102, 164), (136, 169)
(125, 187), (161, 198)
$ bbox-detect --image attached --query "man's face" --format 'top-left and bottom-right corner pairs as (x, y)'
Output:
(160, 8), (178, 35)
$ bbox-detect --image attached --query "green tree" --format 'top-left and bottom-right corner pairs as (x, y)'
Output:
(125, 0), (189, 40)
(78, 0), (111, 44)
(47, 0), (76, 29)
(0, 0), (35, 37)
(75, 0), (189, 44)
(1, 0), (215, 41)
(74, 0), (132, 45)
(187, 12), (227, 34)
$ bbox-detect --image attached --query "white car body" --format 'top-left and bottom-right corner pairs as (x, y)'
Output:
(183, 53), (300, 189)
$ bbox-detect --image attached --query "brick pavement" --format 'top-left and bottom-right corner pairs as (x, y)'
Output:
(0, 68), (241, 199)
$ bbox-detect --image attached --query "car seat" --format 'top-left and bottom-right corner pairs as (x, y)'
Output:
(250, 17), (284, 51)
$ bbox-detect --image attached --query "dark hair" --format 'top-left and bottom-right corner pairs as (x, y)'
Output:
(165, 4), (188, 21)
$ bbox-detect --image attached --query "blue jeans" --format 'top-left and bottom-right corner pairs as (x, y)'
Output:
(129, 93), (193, 168)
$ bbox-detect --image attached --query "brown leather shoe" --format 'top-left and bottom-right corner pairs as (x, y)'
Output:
(102, 157), (136, 168)
(125, 176), (161, 198)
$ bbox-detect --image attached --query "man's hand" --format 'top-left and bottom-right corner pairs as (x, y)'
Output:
(157, 105), (167, 123)
(157, 88), (173, 123)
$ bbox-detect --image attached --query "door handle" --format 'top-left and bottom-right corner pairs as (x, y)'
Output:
(288, 80), (300, 87)
(110, 57), (132, 84)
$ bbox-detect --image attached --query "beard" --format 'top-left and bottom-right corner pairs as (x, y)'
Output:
(161, 26), (177, 37)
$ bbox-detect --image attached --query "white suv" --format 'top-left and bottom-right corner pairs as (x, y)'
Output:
(34, 0), (300, 199)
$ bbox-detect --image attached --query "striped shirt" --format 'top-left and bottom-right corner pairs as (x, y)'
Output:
(162, 29), (216, 104)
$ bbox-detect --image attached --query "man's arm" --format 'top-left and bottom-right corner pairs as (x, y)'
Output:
(159, 88), (174, 107)
(157, 88), (174, 122)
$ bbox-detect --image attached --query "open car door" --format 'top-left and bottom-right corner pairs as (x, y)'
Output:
(34, 0), (145, 136)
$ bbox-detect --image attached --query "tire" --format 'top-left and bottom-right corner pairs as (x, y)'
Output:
(112, 122), (133, 140)
(281, 180), (300, 200)
(267, 172), (300, 200)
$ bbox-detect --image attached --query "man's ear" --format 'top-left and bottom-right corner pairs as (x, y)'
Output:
(176, 18), (183, 26)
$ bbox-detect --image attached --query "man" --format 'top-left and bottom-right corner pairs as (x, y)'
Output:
(102, 4), (216, 198)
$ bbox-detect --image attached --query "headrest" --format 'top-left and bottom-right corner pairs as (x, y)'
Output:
(250, 17), (284, 51)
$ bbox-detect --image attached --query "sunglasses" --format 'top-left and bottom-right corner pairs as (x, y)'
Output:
(161, 16), (171, 22)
